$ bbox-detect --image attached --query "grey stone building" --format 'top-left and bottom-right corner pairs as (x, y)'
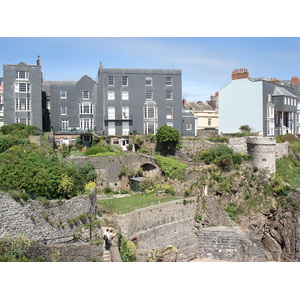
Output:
(2, 60), (196, 141)
(97, 66), (194, 136)
(3, 58), (46, 131)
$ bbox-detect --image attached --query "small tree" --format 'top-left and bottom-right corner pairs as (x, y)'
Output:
(156, 125), (180, 155)
(239, 125), (251, 134)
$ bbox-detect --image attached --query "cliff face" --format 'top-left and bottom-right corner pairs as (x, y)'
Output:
(239, 191), (300, 262)
(187, 163), (300, 262)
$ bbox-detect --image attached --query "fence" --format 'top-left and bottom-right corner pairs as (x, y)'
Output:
(117, 197), (181, 214)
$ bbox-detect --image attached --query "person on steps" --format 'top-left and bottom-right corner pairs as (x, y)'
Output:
(104, 228), (110, 250)
(107, 229), (116, 251)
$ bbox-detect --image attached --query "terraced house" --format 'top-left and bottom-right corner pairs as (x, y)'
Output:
(2, 57), (49, 131)
(219, 68), (300, 136)
(1, 58), (196, 147)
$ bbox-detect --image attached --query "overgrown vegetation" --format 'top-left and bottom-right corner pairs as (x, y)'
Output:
(0, 124), (96, 199)
(84, 145), (123, 157)
(154, 155), (188, 180)
(156, 125), (181, 155)
(118, 234), (137, 262)
(0, 235), (32, 262)
(194, 145), (249, 171)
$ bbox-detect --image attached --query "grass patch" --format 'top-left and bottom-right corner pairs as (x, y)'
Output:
(276, 156), (300, 188)
(97, 192), (179, 214)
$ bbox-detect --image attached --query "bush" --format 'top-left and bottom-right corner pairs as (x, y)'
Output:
(154, 155), (188, 180)
(84, 146), (110, 156)
(156, 125), (181, 154)
(196, 145), (247, 171)
(0, 144), (90, 199)
(118, 234), (136, 262)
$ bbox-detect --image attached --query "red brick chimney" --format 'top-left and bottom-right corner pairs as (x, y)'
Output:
(231, 68), (249, 80)
(37, 56), (40, 66)
(291, 76), (299, 85)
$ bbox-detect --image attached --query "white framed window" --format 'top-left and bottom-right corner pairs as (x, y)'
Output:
(122, 90), (129, 100)
(267, 120), (274, 136)
(80, 103), (93, 114)
(62, 120), (69, 130)
(297, 113), (300, 123)
(80, 118), (94, 130)
(60, 91), (67, 99)
(108, 106), (115, 120)
(268, 92), (271, 102)
(61, 106), (67, 115)
(166, 76), (173, 86)
(108, 121), (116, 135)
(145, 77), (153, 86)
(144, 121), (157, 134)
(166, 106), (173, 119)
(122, 121), (130, 135)
(15, 98), (30, 111)
(122, 106), (129, 119)
(186, 123), (192, 131)
(267, 105), (274, 118)
(108, 76), (114, 86)
(17, 70), (28, 80)
(122, 76), (128, 86)
(0, 94), (3, 104)
(15, 83), (30, 93)
(108, 90), (115, 100)
(82, 90), (89, 100)
(144, 104), (157, 119)
(146, 90), (153, 100)
(16, 118), (31, 125)
(166, 121), (173, 127)
(166, 90), (173, 100)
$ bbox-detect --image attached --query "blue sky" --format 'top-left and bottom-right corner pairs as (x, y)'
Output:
(2, 37), (300, 101)
(0, 37), (300, 101)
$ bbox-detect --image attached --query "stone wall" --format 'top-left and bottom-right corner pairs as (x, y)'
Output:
(228, 136), (289, 174)
(67, 154), (159, 191)
(275, 142), (289, 159)
(0, 191), (98, 244)
(228, 137), (248, 154)
(247, 137), (276, 173)
(26, 243), (103, 262)
(114, 198), (199, 261)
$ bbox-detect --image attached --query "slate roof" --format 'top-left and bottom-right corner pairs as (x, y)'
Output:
(183, 101), (216, 111)
(272, 86), (297, 98)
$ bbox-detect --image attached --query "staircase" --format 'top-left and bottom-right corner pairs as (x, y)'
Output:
(199, 226), (266, 261)
(102, 249), (111, 262)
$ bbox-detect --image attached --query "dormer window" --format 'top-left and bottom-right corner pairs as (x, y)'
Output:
(82, 90), (89, 100)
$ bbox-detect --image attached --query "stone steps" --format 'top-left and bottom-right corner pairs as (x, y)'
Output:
(102, 250), (111, 262)
(199, 226), (265, 261)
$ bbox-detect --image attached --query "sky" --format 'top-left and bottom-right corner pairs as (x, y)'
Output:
(2, 37), (300, 102)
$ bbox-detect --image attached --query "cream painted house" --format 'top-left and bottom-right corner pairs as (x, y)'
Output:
(183, 98), (218, 135)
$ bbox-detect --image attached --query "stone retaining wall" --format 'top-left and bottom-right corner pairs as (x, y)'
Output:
(67, 154), (159, 190)
(114, 198), (199, 261)
(0, 191), (97, 243)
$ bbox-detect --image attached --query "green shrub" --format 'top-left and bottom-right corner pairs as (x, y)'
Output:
(154, 155), (188, 180)
(118, 234), (137, 262)
(224, 203), (238, 221)
(84, 146), (110, 156)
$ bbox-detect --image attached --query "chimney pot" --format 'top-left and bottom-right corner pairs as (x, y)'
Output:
(291, 76), (299, 85)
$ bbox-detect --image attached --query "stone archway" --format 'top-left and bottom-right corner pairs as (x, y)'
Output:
(140, 162), (159, 178)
